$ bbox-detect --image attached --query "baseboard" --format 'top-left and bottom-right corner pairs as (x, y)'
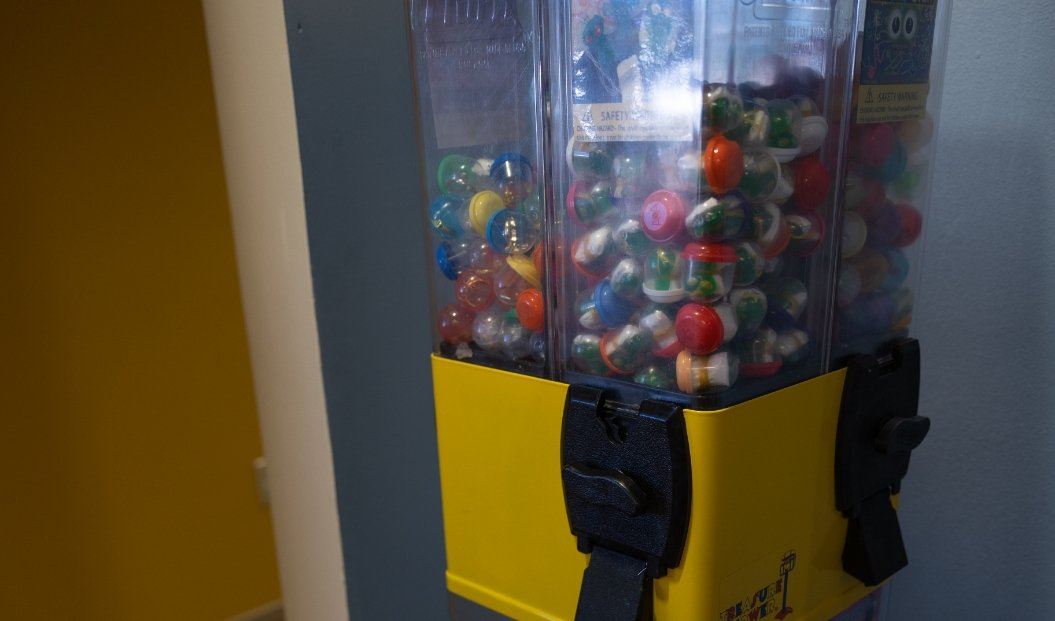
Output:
(227, 600), (283, 621)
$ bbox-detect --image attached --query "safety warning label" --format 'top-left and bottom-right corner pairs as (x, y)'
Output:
(856, 0), (938, 124)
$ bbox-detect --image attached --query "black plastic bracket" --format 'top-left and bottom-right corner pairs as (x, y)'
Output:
(561, 384), (691, 621)
(835, 338), (930, 586)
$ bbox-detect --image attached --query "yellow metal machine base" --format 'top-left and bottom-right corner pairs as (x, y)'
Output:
(433, 355), (879, 621)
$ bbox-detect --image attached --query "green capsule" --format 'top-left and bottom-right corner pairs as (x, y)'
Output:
(730, 286), (768, 335)
(437, 154), (485, 196)
(703, 84), (744, 134)
(614, 219), (653, 257)
(766, 100), (799, 150)
(609, 258), (644, 301)
(635, 362), (675, 390)
(571, 333), (608, 374)
(569, 141), (613, 180)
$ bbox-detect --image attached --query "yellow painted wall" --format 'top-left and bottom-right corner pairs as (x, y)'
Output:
(0, 2), (282, 619)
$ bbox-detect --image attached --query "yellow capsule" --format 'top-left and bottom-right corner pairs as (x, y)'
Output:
(505, 253), (541, 289)
(469, 190), (505, 237)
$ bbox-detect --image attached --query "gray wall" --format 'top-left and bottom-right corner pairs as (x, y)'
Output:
(283, 0), (1055, 619)
(283, 1), (448, 619)
(888, 1), (1055, 618)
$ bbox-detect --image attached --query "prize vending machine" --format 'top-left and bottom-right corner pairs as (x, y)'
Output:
(407, 0), (950, 620)
(409, 0), (550, 375)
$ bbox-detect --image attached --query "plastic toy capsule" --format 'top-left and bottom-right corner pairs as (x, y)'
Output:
(571, 333), (609, 374)
(703, 135), (744, 195)
(733, 241), (765, 287)
(515, 288), (545, 333)
(638, 304), (681, 358)
(654, 144), (701, 194)
(738, 149), (781, 204)
(893, 204), (923, 247)
(613, 218), (654, 257)
(765, 277), (809, 329)
(840, 211), (868, 258)
(575, 290), (604, 331)
(499, 311), (534, 359)
(486, 209), (539, 255)
(437, 304), (474, 344)
(737, 327), (783, 378)
(683, 243), (736, 303)
(675, 302), (738, 355)
(600, 324), (654, 375)
(857, 123), (895, 167)
(454, 270), (494, 312)
(765, 99), (802, 163)
(437, 154), (486, 196)
(609, 258), (644, 301)
(505, 253), (541, 289)
(567, 139), (613, 181)
(642, 245), (687, 304)
(791, 96), (829, 156)
(837, 264), (862, 308)
(851, 249), (890, 293)
(675, 349), (739, 394)
(471, 307), (505, 352)
(492, 265), (531, 307)
(866, 139), (907, 184)
(703, 83), (745, 134)
(897, 116), (934, 153)
(750, 203), (792, 259)
(468, 190), (506, 237)
(490, 153), (534, 206)
(571, 226), (617, 282)
(844, 292), (896, 340)
(531, 244), (545, 277)
(793, 156), (831, 211)
(593, 280), (639, 327)
(634, 362), (675, 390)
(490, 152), (534, 187)
(771, 163), (796, 206)
(891, 165), (925, 200)
(529, 332), (546, 363)
(641, 190), (687, 242)
(776, 328), (811, 364)
(726, 98), (768, 148)
(890, 288), (914, 331)
(729, 286), (768, 336)
(566, 179), (616, 227)
(881, 248), (910, 292)
(786, 210), (826, 258)
(428, 194), (469, 240)
(844, 172), (887, 217)
(612, 149), (651, 200)
(436, 239), (475, 280)
(685, 195), (746, 242)
(519, 194), (543, 228)
(468, 239), (505, 274)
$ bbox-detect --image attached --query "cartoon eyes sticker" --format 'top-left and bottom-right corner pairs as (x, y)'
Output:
(885, 8), (920, 42)
(886, 9), (903, 40)
(903, 9), (919, 41)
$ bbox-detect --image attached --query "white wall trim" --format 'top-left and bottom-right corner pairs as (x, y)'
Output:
(202, 2), (348, 620)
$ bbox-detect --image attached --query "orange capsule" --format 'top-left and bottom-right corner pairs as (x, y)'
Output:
(531, 244), (545, 276)
(703, 135), (744, 194)
(515, 288), (545, 333)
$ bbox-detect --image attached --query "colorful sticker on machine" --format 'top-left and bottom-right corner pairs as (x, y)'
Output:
(856, 0), (938, 124)
(719, 550), (798, 621)
(570, 0), (695, 142)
